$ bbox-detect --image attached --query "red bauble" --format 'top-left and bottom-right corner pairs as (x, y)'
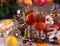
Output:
(32, 0), (47, 6)
(54, 21), (60, 30)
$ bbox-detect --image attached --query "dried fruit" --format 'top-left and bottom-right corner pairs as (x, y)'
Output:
(22, 0), (32, 6)
(36, 44), (47, 46)
(34, 22), (45, 31)
(25, 12), (34, 25)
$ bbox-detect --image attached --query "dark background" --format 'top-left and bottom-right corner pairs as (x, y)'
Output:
(53, 0), (60, 4)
